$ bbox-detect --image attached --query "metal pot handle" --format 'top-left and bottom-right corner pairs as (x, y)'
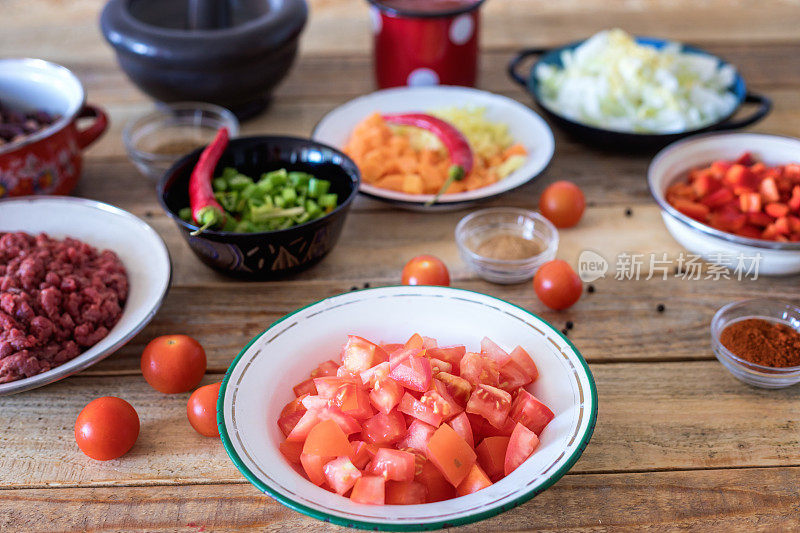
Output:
(711, 92), (772, 131)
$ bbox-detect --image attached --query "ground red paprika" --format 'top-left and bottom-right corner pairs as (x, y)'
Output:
(720, 318), (800, 368)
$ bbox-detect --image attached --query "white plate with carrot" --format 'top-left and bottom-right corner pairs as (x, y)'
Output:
(312, 86), (555, 211)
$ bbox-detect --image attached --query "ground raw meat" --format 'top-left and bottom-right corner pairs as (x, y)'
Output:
(0, 232), (128, 383)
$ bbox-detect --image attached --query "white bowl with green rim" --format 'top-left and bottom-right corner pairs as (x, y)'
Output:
(218, 286), (598, 531)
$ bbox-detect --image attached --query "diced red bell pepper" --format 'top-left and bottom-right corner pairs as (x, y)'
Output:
(739, 192), (761, 213)
(760, 177), (781, 203)
(765, 202), (790, 218)
(672, 199), (710, 221)
(700, 187), (735, 208)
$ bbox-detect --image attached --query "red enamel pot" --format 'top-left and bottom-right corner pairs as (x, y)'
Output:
(367, 0), (486, 89)
(0, 59), (108, 197)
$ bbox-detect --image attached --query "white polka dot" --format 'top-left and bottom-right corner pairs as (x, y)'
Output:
(407, 68), (440, 87)
(449, 14), (474, 45)
(370, 6), (382, 34)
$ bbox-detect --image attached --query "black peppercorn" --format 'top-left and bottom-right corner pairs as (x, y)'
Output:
(587, 284), (595, 293)
(657, 304), (665, 313)
(566, 321), (574, 330)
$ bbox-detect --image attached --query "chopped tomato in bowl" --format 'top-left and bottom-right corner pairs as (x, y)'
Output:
(218, 286), (597, 530)
(649, 133), (800, 276)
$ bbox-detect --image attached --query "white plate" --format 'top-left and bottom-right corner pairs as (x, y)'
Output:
(0, 196), (171, 395)
(648, 133), (800, 275)
(219, 285), (597, 530)
(312, 86), (555, 211)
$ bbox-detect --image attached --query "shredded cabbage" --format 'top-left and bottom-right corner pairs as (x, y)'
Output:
(535, 29), (737, 134)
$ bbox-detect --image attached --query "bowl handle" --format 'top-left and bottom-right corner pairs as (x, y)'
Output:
(507, 48), (549, 88)
(712, 92), (772, 131)
(76, 104), (109, 149)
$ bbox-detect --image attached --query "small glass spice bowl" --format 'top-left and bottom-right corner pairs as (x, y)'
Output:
(455, 207), (558, 284)
(123, 102), (239, 180)
(711, 298), (800, 389)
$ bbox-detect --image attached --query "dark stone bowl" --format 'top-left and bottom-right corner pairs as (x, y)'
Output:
(158, 136), (360, 279)
(100, 0), (307, 119)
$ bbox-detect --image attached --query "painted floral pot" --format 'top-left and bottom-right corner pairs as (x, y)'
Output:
(0, 59), (108, 198)
(368, 0), (486, 89)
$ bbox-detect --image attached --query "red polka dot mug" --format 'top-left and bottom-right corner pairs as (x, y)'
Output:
(368, 0), (486, 89)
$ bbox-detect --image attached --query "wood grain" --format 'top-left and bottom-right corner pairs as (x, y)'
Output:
(1, 362), (798, 489)
(1, 467), (799, 532)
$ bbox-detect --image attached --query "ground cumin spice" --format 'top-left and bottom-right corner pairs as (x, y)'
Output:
(474, 233), (542, 260)
(720, 318), (800, 367)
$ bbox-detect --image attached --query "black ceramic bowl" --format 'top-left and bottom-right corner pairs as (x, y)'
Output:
(101, 0), (307, 119)
(508, 37), (772, 151)
(158, 136), (360, 279)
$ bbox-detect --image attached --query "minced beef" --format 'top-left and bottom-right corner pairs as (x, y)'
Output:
(0, 232), (128, 383)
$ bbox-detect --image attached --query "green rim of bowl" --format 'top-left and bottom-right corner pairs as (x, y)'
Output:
(217, 285), (599, 531)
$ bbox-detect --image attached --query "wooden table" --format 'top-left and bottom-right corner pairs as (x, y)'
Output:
(3, 1), (800, 531)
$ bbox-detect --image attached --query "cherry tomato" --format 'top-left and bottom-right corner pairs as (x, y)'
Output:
(141, 335), (207, 394)
(187, 381), (222, 437)
(539, 181), (586, 228)
(401, 255), (450, 286)
(533, 260), (582, 311)
(75, 396), (140, 461)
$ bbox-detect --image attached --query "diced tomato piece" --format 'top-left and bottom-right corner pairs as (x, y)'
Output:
(421, 379), (463, 420)
(404, 333), (425, 350)
(700, 187), (735, 208)
(739, 192), (762, 213)
(278, 410), (305, 437)
(360, 361), (390, 388)
(368, 448), (416, 482)
(427, 346), (466, 373)
(381, 343), (404, 354)
(361, 409), (406, 446)
(466, 412), (485, 440)
(280, 396), (307, 419)
(466, 384), (512, 429)
(747, 211), (773, 227)
(337, 366), (360, 380)
(498, 359), (531, 393)
(422, 336), (438, 349)
(789, 185), (800, 212)
(350, 441), (376, 470)
(333, 382), (373, 420)
(399, 392), (443, 427)
(388, 347), (422, 369)
(324, 457), (362, 495)
(455, 463), (492, 497)
(389, 355), (432, 392)
(386, 480), (427, 504)
(302, 418), (354, 458)
(342, 335), (389, 373)
(300, 453), (330, 486)
(279, 440), (304, 464)
(692, 172), (721, 197)
(509, 390), (555, 436)
(766, 202), (790, 218)
(293, 378), (317, 397)
(449, 412), (475, 449)
(436, 372), (473, 405)
(398, 419), (437, 454)
(476, 436), (510, 482)
(508, 346), (539, 383)
(725, 164), (758, 190)
(350, 475), (385, 505)
(504, 422), (540, 476)
(459, 352), (499, 387)
(416, 460), (454, 502)
(426, 423), (477, 487)
(760, 177), (781, 203)
(480, 337), (510, 365)
(479, 415), (516, 438)
(287, 406), (361, 442)
(735, 152), (754, 166)
(370, 377), (404, 414)
(313, 377), (358, 399)
(673, 199), (710, 221)
(301, 395), (331, 410)
(428, 358), (453, 374)
(311, 360), (340, 378)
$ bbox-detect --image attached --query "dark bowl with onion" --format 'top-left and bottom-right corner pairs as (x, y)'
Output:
(158, 136), (360, 279)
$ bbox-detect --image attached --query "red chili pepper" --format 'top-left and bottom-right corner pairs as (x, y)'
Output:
(189, 127), (229, 235)
(382, 113), (473, 205)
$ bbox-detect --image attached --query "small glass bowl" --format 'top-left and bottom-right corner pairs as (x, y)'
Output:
(711, 298), (800, 389)
(455, 207), (558, 284)
(123, 102), (239, 180)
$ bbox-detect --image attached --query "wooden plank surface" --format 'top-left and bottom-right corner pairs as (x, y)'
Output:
(2, 362), (798, 488)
